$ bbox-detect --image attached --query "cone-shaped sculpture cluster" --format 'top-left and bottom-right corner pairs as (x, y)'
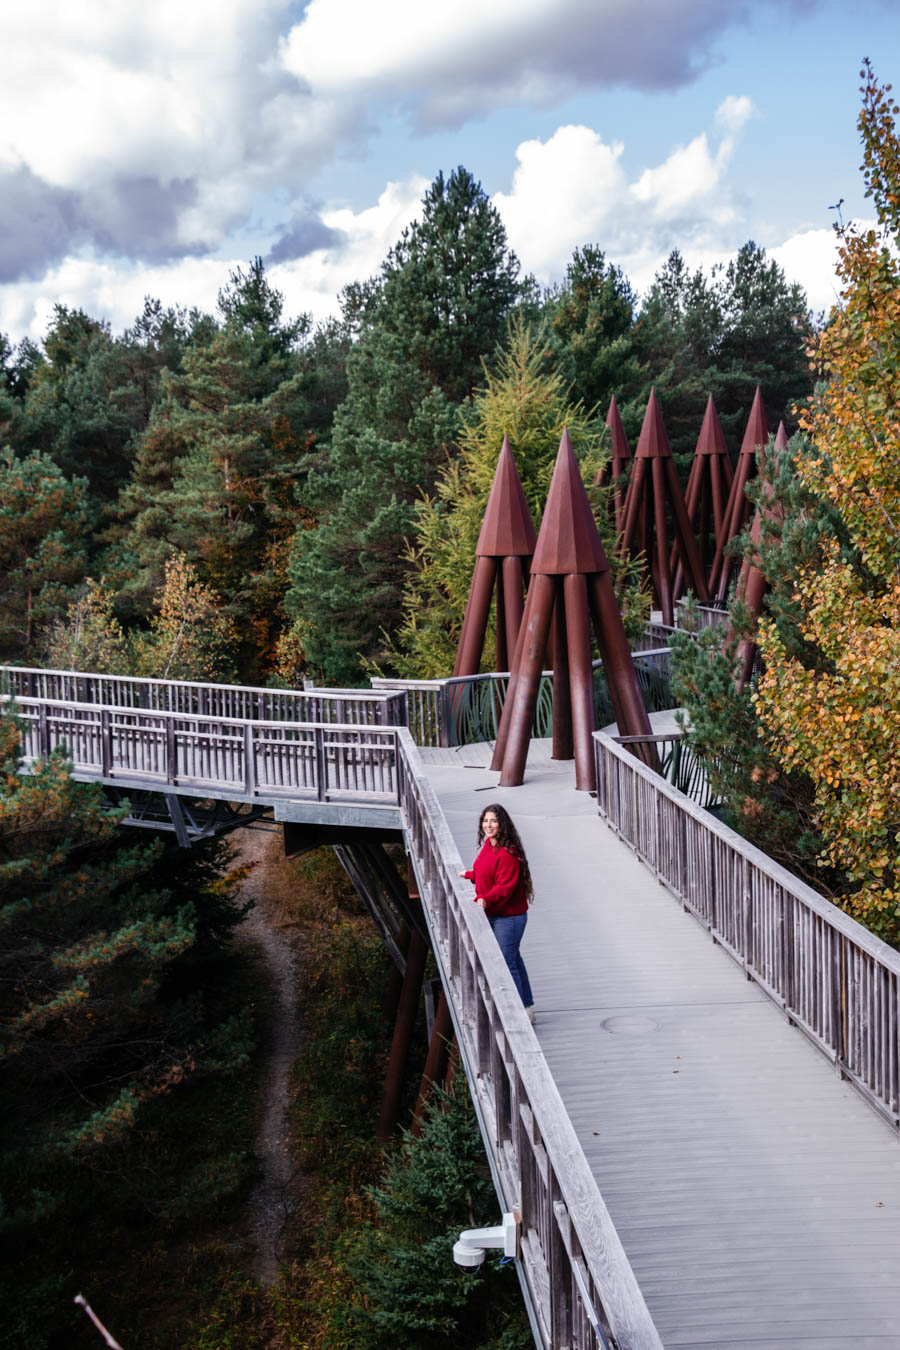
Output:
(454, 436), (537, 677)
(452, 385), (786, 789)
(710, 386), (769, 602)
(490, 428), (654, 791)
(619, 389), (709, 624)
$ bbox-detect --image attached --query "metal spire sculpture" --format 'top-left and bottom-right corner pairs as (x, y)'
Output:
(710, 386), (769, 603)
(491, 428), (653, 791)
(619, 388), (709, 625)
(733, 420), (788, 691)
(453, 436), (537, 677)
(595, 395), (632, 534)
(672, 394), (733, 602)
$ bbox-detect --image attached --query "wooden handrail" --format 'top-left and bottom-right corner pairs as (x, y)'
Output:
(594, 729), (900, 1129)
(1, 665), (405, 726)
(397, 728), (663, 1349)
(7, 694), (401, 805)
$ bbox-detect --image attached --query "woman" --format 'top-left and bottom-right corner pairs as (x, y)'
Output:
(459, 803), (535, 1022)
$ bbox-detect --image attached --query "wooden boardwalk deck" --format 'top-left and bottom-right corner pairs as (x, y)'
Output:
(421, 741), (900, 1349)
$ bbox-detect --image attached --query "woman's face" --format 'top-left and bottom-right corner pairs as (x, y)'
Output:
(482, 810), (500, 843)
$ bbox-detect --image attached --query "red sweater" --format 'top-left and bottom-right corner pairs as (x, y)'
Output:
(464, 840), (528, 918)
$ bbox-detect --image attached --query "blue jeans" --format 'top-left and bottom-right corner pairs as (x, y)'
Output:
(489, 912), (534, 1008)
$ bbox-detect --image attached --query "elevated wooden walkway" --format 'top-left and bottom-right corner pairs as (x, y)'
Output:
(422, 742), (900, 1349)
(6, 664), (900, 1348)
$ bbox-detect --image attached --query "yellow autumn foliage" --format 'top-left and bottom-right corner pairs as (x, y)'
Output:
(754, 64), (900, 936)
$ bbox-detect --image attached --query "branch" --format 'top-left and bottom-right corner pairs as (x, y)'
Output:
(74, 1294), (125, 1349)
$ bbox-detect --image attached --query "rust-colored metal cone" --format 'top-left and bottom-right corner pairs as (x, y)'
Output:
(739, 387), (769, 459)
(695, 395), (729, 457)
(475, 435), (538, 558)
(774, 420), (789, 452)
(530, 428), (609, 575)
(606, 395), (632, 470)
(634, 388), (673, 459)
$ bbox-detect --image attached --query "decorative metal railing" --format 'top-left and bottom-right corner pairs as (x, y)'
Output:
(594, 729), (900, 1131)
(612, 732), (720, 810)
(7, 695), (401, 804)
(399, 731), (663, 1350)
(372, 649), (675, 749)
(1, 665), (406, 728)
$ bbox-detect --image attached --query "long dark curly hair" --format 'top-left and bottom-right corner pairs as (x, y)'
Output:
(477, 803), (534, 903)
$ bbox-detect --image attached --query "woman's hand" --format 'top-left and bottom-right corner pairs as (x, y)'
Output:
(475, 896), (487, 909)
(459, 870), (468, 878)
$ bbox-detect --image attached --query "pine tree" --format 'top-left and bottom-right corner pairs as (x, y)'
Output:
(0, 448), (91, 661)
(286, 168), (522, 683)
(111, 262), (320, 677)
(626, 244), (813, 463)
(345, 1084), (531, 1350)
(542, 245), (640, 414)
(0, 705), (253, 1243)
(393, 318), (645, 676)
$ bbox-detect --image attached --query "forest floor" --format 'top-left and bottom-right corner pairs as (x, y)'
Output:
(230, 824), (311, 1286)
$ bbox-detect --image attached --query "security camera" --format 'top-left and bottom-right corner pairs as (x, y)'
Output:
(453, 1212), (519, 1268)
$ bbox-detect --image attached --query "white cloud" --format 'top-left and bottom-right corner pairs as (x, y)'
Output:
(0, 1), (353, 272)
(0, 101), (848, 345)
(0, 0), (815, 286)
(271, 176), (430, 320)
(282, 0), (808, 127)
(493, 97), (753, 282)
(769, 225), (848, 316)
(0, 176), (430, 343)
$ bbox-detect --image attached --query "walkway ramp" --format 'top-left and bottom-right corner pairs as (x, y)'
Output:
(421, 741), (900, 1350)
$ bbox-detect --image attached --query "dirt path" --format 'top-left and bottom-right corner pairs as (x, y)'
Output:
(232, 825), (308, 1287)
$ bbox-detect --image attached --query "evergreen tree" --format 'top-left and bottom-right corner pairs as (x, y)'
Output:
(542, 245), (640, 414)
(0, 706), (254, 1289)
(0, 448), (91, 661)
(14, 307), (138, 504)
(626, 243), (813, 462)
(393, 318), (646, 676)
(111, 262), (320, 677)
(345, 1084), (531, 1350)
(286, 168), (522, 684)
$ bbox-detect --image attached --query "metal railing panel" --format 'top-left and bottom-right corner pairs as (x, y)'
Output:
(594, 729), (900, 1130)
(375, 650), (675, 750)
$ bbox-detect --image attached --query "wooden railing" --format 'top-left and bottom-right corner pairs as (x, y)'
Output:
(594, 730), (900, 1130)
(1, 665), (406, 728)
(7, 695), (401, 804)
(398, 729), (663, 1350)
(632, 621), (677, 649)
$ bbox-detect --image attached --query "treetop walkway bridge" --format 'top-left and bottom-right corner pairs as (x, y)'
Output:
(4, 662), (900, 1349)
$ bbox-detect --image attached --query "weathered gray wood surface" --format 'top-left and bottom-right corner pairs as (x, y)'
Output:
(423, 740), (900, 1350)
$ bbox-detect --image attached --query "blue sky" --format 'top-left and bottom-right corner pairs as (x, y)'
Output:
(1, 0), (897, 343)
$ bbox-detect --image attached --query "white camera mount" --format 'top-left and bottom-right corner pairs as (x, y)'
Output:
(453, 1211), (519, 1268)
